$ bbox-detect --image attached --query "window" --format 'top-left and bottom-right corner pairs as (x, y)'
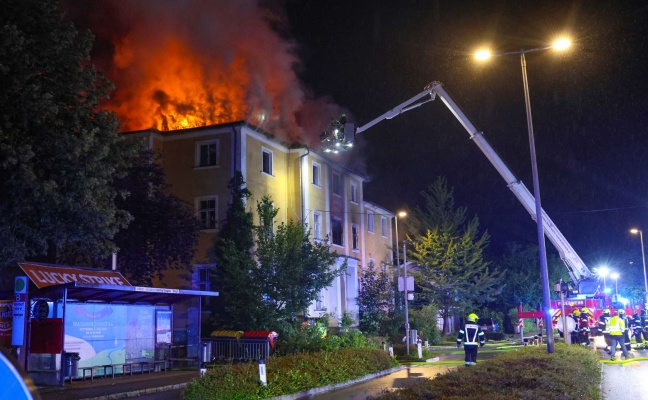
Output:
(197, 196), (217, 230)
(315, 290), (325, 311)
(352, 224), (359, 250)
(313, 212), (323, 240)
(367, 212), (374, 233)
(262, 148), (273, 175)
(196, 140), (218, 167)
(332, 173), (341, 195)
(331, 219), (343, 246)
(312, 162), (321, 186)
(259, 199), (275, 236)
(350, 182), (357, 203)
(381, 217), (387, 237)
(193, 265), (215, 291)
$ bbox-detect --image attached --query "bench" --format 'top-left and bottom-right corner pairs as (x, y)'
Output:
(80, 366), (94, 381)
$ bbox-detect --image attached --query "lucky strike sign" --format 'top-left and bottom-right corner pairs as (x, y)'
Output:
(19, 263), (131, 289)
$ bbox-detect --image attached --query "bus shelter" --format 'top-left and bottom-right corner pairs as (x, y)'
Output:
(19, 272), (218, 386)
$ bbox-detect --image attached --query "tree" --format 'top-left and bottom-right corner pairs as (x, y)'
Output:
(110, 149), (201, 286)
(0, 0), (136, 278)
(208, 172), (260, 331)
(209, 187), (345, 332)
(254, 196), (344, 330)
(409, 177), (503, 334)
(358, 261), (393, 335)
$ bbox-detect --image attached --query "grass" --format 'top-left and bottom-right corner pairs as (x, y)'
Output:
(370, 344), (601, 400)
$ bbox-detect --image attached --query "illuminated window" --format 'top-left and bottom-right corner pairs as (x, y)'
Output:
(196, 140), (218, 167)
(197, 196), (217, 230)
(332, 218), (343, 246)
(312, 162), (321, 186)
(367, 212), (374, 233)
(262, 148), (273, 175)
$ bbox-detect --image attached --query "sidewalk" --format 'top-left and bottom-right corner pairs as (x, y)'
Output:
(37, 370), (199, 400)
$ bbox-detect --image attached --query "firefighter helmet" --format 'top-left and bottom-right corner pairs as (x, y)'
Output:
(573, 310), (581, 317)
(467, 313), (478, 322)
(603, 308), (611, 315)
(581, 307), (590, 314)
(618, 309), (626, 315)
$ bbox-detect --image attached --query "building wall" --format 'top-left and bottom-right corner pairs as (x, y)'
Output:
(125, 122), (394, 328)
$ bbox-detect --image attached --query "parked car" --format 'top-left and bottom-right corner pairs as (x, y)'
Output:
(478, 318), (497, 332)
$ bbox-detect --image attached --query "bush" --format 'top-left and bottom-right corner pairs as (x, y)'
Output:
(370, 344), (600, 400)
(183, 348), (399, 400)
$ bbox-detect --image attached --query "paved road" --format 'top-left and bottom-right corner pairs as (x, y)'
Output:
(600, 360), (648, 400)
(303, 364), (459, 400)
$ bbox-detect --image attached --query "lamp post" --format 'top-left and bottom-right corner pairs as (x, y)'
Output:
(611, 272), (620, 296)
(394, 211), (407, 310)
(630, 228), (648, 310)
(394, 211), (407, 268)
(476, 38), (570, 354)
(403, 240), (410, 355)
(598, 266), (609, 292)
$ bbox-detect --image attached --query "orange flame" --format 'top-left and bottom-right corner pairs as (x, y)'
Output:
(107, 38), (253, 132)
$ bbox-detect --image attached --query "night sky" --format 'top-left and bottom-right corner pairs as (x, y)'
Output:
(284, 0), (648, 269)
(61, 1), (648, 274)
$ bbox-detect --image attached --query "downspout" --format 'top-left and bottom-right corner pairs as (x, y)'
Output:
(299, 147), (310, 223)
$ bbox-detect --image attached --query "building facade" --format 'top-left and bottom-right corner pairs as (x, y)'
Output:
(125, 122), (394, 326)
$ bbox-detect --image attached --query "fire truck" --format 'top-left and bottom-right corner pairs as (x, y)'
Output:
(320, 81), (636, 335)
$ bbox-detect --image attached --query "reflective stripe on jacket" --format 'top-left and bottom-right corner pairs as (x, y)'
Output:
(608, 316), (625, 336)
(457, 323), (485, 346)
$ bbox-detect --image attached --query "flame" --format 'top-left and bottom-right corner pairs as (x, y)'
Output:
(107, 38), (252, 131)
(63, 0), (345, 146)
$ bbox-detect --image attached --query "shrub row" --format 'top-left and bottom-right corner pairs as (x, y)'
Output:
(183, 348), (399, 400)
(370, 344), (601, 400)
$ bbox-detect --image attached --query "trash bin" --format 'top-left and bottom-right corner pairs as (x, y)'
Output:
(63, 352), (80, 377)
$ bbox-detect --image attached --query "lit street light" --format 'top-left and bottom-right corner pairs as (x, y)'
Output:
(611, 272), (620, 296)
(630, 228), (648, 310)
(598, 266), (609, 292)
(394, 211), (407, 268)
(476, 38), (571, 354)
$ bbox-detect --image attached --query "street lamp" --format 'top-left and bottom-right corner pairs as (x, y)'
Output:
(630, 228), (648, 310)
(394, 211), (407, 268)
(611, 272), (620, 295)
(598, 266), (609, 292)
(475, 38), (571, 354)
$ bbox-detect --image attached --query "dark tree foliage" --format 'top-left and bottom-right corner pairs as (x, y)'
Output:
(254, 196), (345, 331)
(208, 178), (344, 333)
(358, 261), (393, 335)
(111, 149), (201, 286)
(0, 0), (136, 279)
(409, 177), (504, 334)
(207, 172), (260, 331)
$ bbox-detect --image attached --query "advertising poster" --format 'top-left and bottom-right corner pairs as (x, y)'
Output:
(0, 301), (12, 347)
(156, 311), (172, 345)
(62, 303), (155, 368)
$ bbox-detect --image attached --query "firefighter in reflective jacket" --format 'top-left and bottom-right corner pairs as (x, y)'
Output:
(607, 310), (630, 361)
(457, 313), (485, 366)
(598, 309), (612, 352)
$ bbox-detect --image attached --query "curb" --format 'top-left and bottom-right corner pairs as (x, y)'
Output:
(266, 366), (405, 400)
(78, 382), (190, 400)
